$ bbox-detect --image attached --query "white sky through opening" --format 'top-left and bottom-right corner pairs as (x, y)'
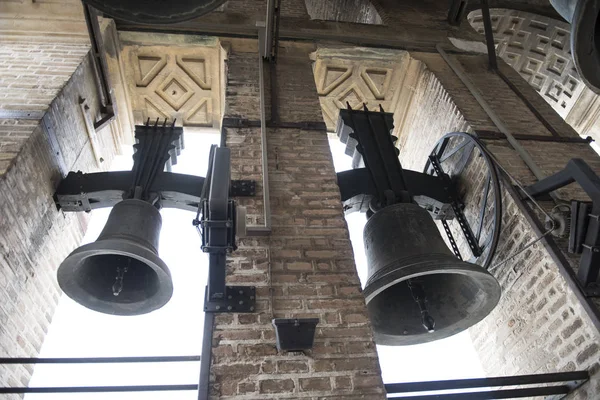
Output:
(26, 131), (485, 398)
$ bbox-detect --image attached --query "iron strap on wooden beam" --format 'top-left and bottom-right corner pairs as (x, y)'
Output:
(476, 130), (593, 144)
(222, 117), (327, 131)
(0, 110), (45, 120)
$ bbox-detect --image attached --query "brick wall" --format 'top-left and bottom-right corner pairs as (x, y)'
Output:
(0, 38), (91, 174)
(0, 54), (119, 395)
(208, 39), (386, 399)
(0, 41), (90, 114)
(396, 51), (600, 397)
(0, 0), (88, 44)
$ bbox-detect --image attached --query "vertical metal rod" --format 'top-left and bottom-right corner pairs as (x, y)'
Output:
(198, 312), (215, 400)
(264, 0), (275, 59)
(269, 61), (279, 124)
(476, 173), (492, 242)
(83, 5), (112, 108)
(246, 27), (272, 236)
(480, 0), (498, 71)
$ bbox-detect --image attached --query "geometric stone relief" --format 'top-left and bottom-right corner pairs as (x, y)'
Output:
(121, 43), (222, 128)
(468, 9), (585, 119)
(312, 48), (408, 131)
(468, 8), (600, 143)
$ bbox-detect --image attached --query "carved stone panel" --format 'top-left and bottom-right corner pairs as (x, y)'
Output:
(468, 9), (584, 118)
(468, 8), (600, 142)
(121, 42), (223, 128)
(312, 48), (409, 131)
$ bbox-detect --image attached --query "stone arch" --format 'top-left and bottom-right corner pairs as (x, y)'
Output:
(468, 8), (600, 141)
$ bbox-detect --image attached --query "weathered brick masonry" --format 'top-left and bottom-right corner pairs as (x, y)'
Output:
(397, 51), (600, 397)
(209, 39), (386, 399)
(0, 53), (119, 394)
(2, 0), (600, 399)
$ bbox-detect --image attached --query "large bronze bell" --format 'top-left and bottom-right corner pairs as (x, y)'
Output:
(362, 203), (501, 346)
(550, 0), (600, 93)
(57, 199), (173, 316)
(82, 0), (227, 24)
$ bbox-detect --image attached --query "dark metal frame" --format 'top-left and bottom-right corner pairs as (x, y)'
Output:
(424, 132), (503, 268)
(0, 358), (585, 398)
(0, 356), (201, 394)
(83, 4), (116, 131)
(385, 370), (589, 399)
(448, 0), (469, 26)
(525, 158), (600, 295)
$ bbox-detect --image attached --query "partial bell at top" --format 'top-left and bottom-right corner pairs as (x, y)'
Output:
(82, 0), (228, 24)
(362, 203), (501, 346)
(550, 0), (600, 93)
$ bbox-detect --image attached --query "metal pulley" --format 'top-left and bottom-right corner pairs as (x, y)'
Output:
(57, 199), (173, 316)
(82, 0), (227, 24)
(362, 203), (501, 346)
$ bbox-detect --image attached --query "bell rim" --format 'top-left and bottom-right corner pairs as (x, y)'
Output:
(571, 0), (600, 93)
(362, 256), (501, 303)
(57, 239), (173, 316)
(364, 258), (501, 346)
(82, 0), (228, 25)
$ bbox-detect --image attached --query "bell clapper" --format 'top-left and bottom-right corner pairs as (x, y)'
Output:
(112, 260), (130, 297)
(407, 279), (436, 333)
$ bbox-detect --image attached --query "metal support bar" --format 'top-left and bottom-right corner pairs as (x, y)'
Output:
(385, 370), (589, 399)
(504, 170), (600, 331)
(83, 5), (113, 110)
(476, 130), (592, 143)
(223, 117), (326, 131)
(0, 356), (200, 364)
(0, 110), (45, 119)
(524, 158), (600, 290)
(480, 0), (498, 70)
(55, 171), (254, 213)
(0, 385), (198, 394)
(386, 386), (567, 399)
(198, 312), (215, 400)
(430, 154), (482, 256)
(448, 0), (469, 26)
(263, 0), (276, 59)
(337, 168), (451, 204)
(246, 27), (272, 236)
(339, 107), (410, 206)
(436, 45), (548, 183)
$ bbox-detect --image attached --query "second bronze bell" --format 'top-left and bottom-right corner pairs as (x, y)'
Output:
(362, 203), (502, 346)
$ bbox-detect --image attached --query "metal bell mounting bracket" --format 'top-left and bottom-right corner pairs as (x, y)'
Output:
(195, 145), (255, 313)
